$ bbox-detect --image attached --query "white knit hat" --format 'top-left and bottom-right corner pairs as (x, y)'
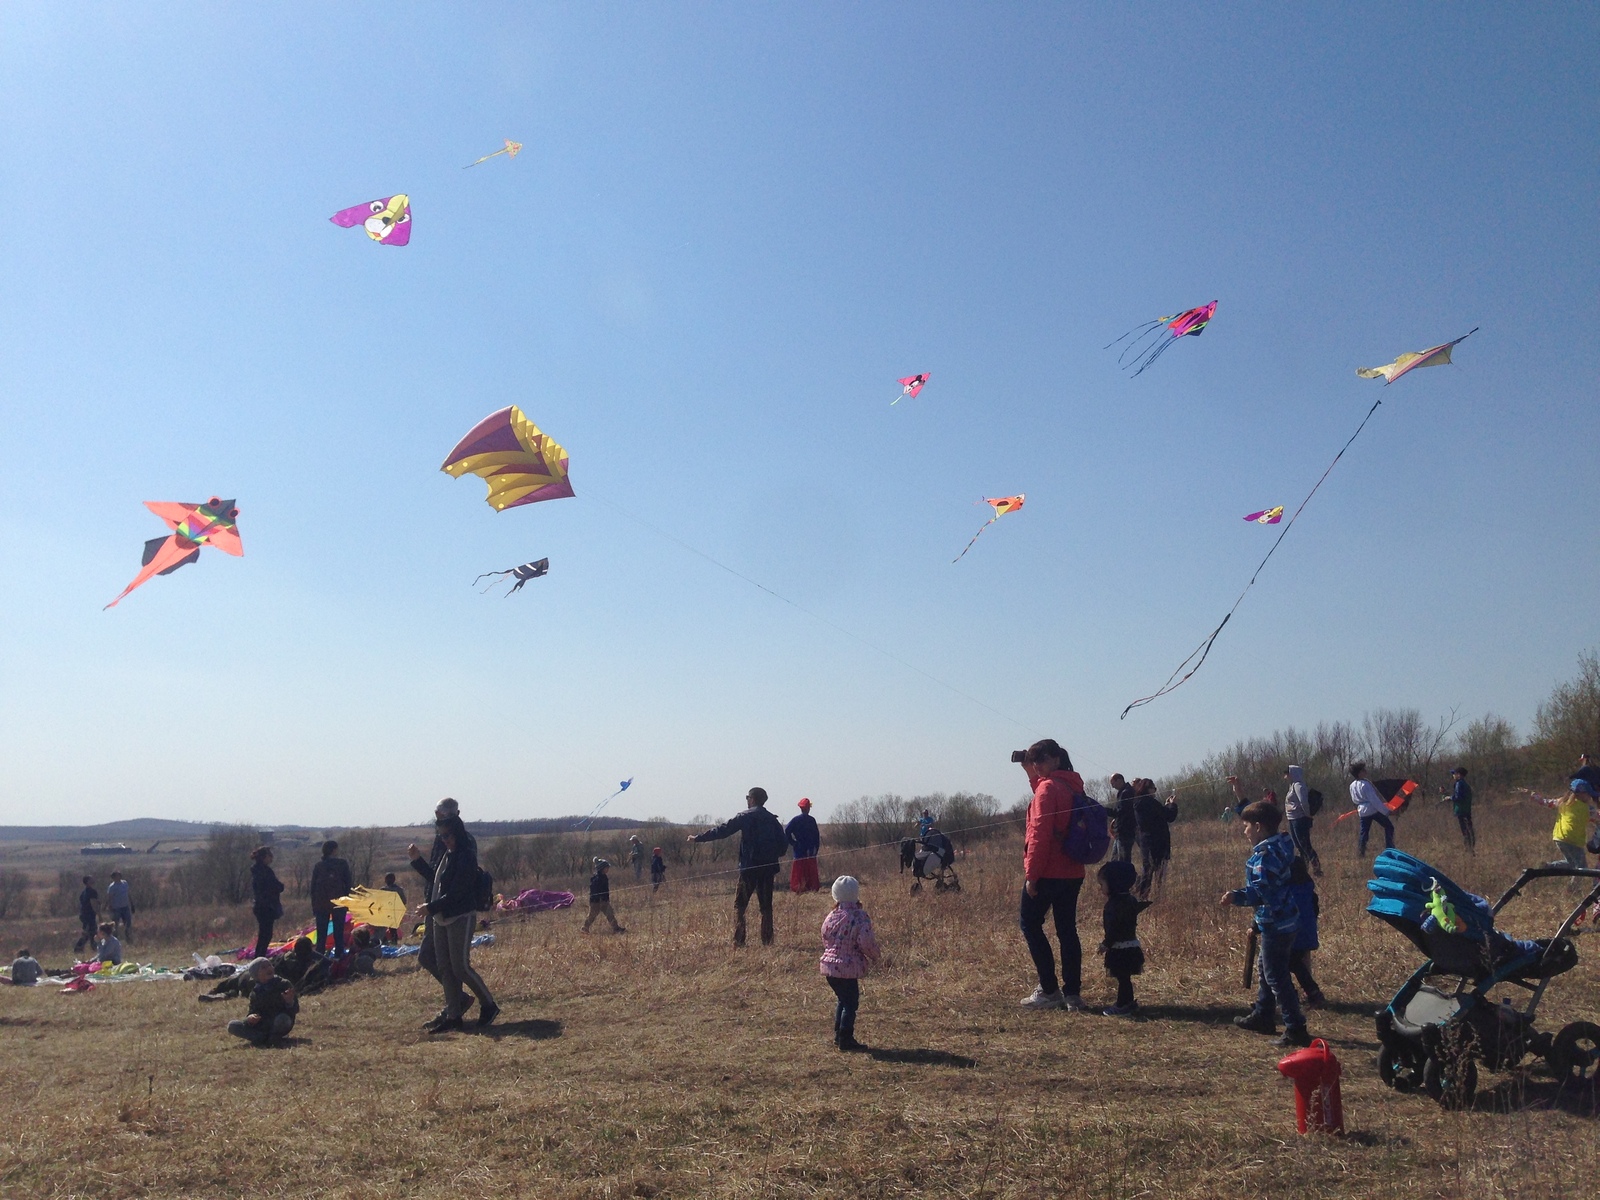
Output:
(831, 876), (860, 905)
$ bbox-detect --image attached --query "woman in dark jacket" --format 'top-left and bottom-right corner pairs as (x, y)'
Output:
(1132, 781), (1178, 900)
(250, 847), (285, 958)
(412, 812), (498, 1033)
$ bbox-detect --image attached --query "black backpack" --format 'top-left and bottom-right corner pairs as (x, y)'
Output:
(474, 867), (495, 913)
(751, 809), (789, 866)
(1307, 788), (1324, 817)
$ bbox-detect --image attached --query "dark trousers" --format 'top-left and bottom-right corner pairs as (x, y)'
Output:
(1289, 947), (1322, 1002)
(74, 915), (97, 953)
(733, 866), (777, 946)
(313, 908), (346, 958)
(1288, 817), (1321, 872)
(826, 975), (860, 1037)
(1135, 843), (1169, 900)
(1456, 811), (1476, 852)
(228, 1012), (294, 1044)
(1253, 928), (1306, 1029)
(1113, 974), (1135, 1007)
(253, 910), (277, 958)
(1019, 877), (1083, 997)
(1112, 839), (1136, 864)
(1358, 811), (1395, 854)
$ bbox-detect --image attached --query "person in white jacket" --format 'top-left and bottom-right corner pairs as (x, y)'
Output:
(1348, 762), (1395, 856)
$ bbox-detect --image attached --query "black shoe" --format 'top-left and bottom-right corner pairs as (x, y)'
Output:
(1233, 1012), (1278, 1034)
(836, 1033), (864, 1052)
(462, 993), (476, 1014)
(476, 1002), (501, 1028)
(425, 1016), (464, 1035)
(1270, 1026), (1313, 1048)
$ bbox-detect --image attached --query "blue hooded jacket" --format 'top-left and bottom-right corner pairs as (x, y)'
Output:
(1228, 832), (1300, 936)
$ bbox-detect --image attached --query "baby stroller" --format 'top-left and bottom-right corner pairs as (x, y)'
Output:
(1367, 849), (1600, 1108)
(910, 829), (960, 894)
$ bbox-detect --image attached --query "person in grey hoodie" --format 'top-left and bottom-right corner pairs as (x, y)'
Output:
(1283, 765), (1322, 877)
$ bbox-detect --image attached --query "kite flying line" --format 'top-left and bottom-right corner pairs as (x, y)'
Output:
(1120, 396), (1386, 718)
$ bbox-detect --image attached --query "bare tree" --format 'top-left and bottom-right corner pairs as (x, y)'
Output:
(339, 827), (386, 887)
(1534, 650), (1600, 774)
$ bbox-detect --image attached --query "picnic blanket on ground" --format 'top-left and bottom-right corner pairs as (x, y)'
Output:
(381, 933), (495, 958)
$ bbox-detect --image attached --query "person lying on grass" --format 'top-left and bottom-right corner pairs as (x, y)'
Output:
(226, 958), (298, 1047)
(1219, 800), (1312, 1049)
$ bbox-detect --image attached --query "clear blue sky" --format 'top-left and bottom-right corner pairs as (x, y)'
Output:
(1, 5), (1595, 827)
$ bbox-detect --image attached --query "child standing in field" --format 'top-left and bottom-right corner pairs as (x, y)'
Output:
(582, 858), (626, 933)
(1444, 767), (1475, 853)
(820, 875), (879, 1052)
(1097, 860), (1150, 1016)
(1221, 800), (1311, 1048)
(650, 847), (666, 892)
(1285, 857), (1325, 1010)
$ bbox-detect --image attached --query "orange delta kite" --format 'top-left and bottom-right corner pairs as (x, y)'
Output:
(1357, 329), (1478, 385)
(953, 495), (1024, 562)
(441, 407), (574, 511)
(104, 498), (243, 609)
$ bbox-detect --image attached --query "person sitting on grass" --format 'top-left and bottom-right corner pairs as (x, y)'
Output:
(95, 923), (122, 966)
(582, 858), (625, 934)
(226, 958), (298, 1046)
(1286, 857), (1326, 1011)
(1221, 800), (1311, 1048)
(819, 875), (879, 1052)
(1097, 860), (1151, 1017)
(6, 949), (42, 986)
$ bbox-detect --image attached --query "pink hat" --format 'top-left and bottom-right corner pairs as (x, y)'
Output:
(798, 797), (812, 809)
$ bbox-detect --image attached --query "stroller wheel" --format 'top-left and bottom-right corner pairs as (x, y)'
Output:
(1423, 1054), (1478, 1110)
(1377, 1045), (1420, 1093)
(1549, 1021), (1600, 1089)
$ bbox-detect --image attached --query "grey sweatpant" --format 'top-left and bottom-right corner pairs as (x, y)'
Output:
(433, 913), (494, 1019)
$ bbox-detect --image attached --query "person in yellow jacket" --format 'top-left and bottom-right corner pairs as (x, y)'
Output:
(1528, 779), (1600, 877)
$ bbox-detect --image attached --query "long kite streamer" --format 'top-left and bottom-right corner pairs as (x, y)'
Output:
(574, 779), (633, 831)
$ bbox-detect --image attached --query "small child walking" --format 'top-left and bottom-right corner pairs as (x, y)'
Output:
(649, 847), (666, 892)
(820, 875), (879, 1052)
(582, 858), (626, 933)
(1097, 860), (1151, 1016)
(1285, 857), (1326, 1010)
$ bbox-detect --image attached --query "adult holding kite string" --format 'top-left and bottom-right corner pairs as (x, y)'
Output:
(1347, 762), (1396, 857)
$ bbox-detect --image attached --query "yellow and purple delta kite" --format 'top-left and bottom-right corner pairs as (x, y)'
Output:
(330, 195), (411, 246)
(1244, 507), (1284, 525)
(953, 495), (1024, 563)
(105, 498), (243, 609)
(442, 407), (574, 511)
(1357, 328), (1478, 385)
(1106, 301), (1217, 376)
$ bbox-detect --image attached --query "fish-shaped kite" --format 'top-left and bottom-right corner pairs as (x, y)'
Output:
(464, 139), (523, 169)
(574, 779), (634, 830)
(1244, 506), (1284, 525)
(953, 495), (1024, 563)
(441, 407), (574, 511)
(1357, 328), (1478, 385)
(893, 373), (929, 404)
(1106, 301), (1217, 376)
(105, 498), (242, 609)
(473, 558), (550, 595)
(329, 194), (412, 246)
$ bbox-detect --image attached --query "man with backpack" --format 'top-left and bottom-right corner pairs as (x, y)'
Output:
(1015, 739), (1103, 1012)
(1283, 765), (1323, 876)
(690, 787), (789, 946)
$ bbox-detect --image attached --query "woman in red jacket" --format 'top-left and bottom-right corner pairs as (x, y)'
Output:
(1017, 738), (1089, 1011)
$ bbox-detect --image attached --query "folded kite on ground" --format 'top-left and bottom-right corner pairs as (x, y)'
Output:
(474, 558), (549, 594)
(1357, 328), (1477, 384)
(953, 495), (1024, 563)
(442, 406), (574, 511)
(105, 498), (242, 610)
(1244, 507), (1284, 525)
(497, 888), (577, 913)
(330, 194), (411, 245)
(894, 373), (930, 404)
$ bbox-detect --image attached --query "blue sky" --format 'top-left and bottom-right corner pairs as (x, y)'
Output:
(1, 4), (1595, 827)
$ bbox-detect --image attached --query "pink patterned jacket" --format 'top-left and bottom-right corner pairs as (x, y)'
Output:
(819, 903), (880, 979)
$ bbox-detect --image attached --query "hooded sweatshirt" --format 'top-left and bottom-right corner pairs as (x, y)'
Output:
(1284, 765), (1310, 822)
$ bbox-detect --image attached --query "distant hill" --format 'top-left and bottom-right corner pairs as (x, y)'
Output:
(0, 815), (654, 844)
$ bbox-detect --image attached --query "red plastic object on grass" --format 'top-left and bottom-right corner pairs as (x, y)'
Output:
(1277, 1038), (1344, 1134)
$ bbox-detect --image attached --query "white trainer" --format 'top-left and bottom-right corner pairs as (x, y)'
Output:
(1019, 986), (1065, 1010)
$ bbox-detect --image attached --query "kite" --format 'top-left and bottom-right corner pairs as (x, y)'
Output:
(104, 498), (243, 610)
(1358, 329), (1478, 385)
(574, 779), (633, 831)
(893, 373), (930, 404)
(441, 406), (574, 511)
(1122, 326), (1478, 717)
(329, 194), (411, 246)
(496, 888), (576, 914)
(464, 139), (523, 168)
(1244, 507), (1284, 525)
(473, 558), (550, 595)
(1335, 779), (1419, 823)
(333, 887), (407, 930)
(1105, 301), (1217, 376)
(953, 495), (1024, 563)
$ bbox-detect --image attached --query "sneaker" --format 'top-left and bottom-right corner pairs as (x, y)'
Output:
(1059, 994), (1089, 1012)
(1019, 986), (1065, 1010)
(197, 992), (225, 1003)
(613, 926), (627, 934)
(476, 1002), (501, 1029)
(1102, 1003), (1139, 1017)
(1271, 1026), (1313, 1048)
(836, 1033), (865, 1052)
(1303, 992), (1327, 1010)
(1233, 1012), (1278, 1034)
(425, 1016), (464, 1035)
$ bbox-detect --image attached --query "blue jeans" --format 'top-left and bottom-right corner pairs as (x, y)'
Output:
(1358, 811), (1395, 854)
(1253, 927), (1305, 1029)
(1019, 878), (1083, 997)
(826, 976), (860, 1037)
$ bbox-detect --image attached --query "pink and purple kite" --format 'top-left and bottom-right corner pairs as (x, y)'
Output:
(330, 194), (412, 246)
(894, 373), (930, 404)
(1243, 507), (1284, 525)
(1106, 301), (1217, 376)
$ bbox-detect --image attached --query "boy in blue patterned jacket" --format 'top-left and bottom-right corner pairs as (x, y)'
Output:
(1220, 800), (1312, 1048)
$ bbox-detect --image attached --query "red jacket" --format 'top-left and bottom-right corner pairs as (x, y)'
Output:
(1024, 769), (1087, 881)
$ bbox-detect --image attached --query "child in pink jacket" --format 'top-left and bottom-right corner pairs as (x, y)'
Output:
(820, 875), (880, 1052)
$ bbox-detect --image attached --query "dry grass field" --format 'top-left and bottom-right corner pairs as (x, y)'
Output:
(3, 799), (1598, 1199)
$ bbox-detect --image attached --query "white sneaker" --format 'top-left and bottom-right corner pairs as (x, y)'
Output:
(1019, 986), (1065, 1010)
(1059, 994), (1089, 1012)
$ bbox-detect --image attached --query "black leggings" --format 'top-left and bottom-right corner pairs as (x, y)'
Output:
(1113, 974), (1135, 1007)
(1456, 811), (1476, 852)
(253, 911), (276, 958)
(826, 976), (860, 1036)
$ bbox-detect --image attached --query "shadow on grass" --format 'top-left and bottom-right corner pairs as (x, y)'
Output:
(865, 1047), (976, 1068)
(1477, 1076), (1600, 1118)
(477, 1018), (563, 1042)
(1136, 1003), (1250, 1025)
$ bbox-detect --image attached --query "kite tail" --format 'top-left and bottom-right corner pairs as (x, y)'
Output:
(1103, 318), (1164, 352)
(1120, 398), (1385, 718)
(952, 517), (999, 563)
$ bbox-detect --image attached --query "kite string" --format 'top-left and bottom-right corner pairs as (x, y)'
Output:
(1120, 397), (1384, 718)
(587, 493), (1036, 736)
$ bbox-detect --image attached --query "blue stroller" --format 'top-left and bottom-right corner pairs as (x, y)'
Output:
(1367, 849), (1600, 1108)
